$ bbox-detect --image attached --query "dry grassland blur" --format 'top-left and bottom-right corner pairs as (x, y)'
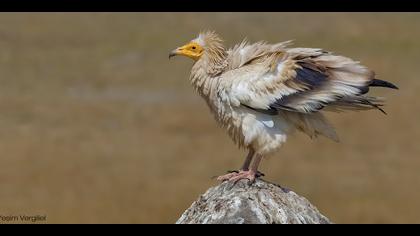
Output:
(0, 13), (419, 223)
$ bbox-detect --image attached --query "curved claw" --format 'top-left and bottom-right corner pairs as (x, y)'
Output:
(256, 171), (265, 177)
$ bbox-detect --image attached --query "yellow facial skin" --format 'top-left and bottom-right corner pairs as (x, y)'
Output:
(169, 42), (204, 61)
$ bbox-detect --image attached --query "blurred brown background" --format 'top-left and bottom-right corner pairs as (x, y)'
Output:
(0, 13), (418, 223)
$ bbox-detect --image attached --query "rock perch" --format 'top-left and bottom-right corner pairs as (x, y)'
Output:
(176, 179), (331, 224)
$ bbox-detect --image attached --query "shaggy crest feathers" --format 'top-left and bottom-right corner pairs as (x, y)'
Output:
(193, 31), (228, 75)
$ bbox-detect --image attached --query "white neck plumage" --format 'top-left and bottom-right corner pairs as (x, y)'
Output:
(190, 49), (227, 97)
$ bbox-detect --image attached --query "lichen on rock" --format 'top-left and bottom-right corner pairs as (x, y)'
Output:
(176, 179), (331, 224)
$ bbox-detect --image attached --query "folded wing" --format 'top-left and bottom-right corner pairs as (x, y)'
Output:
(224, 44), (385, 114)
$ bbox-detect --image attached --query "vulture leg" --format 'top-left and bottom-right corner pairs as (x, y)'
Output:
(230, 154), (263, 184)
(216, 149), (255, 181)
(241, 149), (255, 171)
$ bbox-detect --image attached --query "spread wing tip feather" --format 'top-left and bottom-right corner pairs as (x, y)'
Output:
(370, 79), (399, 90)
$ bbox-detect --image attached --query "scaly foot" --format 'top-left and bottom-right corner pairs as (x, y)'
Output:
(216, 170), (264, 183)
(216, 170), (240, 182)
(229, 170), (258, 184)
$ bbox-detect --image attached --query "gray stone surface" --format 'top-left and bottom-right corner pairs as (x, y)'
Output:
(176, 179), (331, 224)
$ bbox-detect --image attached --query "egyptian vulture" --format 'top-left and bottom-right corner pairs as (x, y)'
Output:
(169, 31), (398, 183)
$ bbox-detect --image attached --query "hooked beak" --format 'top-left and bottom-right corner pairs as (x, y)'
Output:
(169, 48), (180, 59)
